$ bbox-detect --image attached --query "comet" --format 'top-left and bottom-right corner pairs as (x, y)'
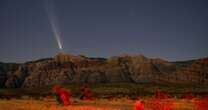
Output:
(45, 0), (63, 50)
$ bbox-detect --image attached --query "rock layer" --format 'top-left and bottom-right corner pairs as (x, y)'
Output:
(0, 53), (207, 88)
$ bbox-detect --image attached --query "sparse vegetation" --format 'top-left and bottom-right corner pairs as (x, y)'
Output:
(0, 96), (207, 110)
(1, 83), (208, 99)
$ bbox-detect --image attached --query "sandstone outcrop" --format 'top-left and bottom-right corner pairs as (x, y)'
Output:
(0, 53), (207, 88)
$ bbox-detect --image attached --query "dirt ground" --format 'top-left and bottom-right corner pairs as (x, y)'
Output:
(0, 97), (206, 110)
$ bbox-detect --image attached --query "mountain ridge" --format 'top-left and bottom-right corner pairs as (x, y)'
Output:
(0, 53), (207, 88)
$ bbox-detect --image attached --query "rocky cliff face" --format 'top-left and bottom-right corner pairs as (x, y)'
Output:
(0, 53), (207, 88)
(0, 62), (20, 88)
(170, 57), (208, 84)
(22, 60), (75, 88)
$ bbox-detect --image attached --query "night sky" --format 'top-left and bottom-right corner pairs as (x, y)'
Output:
(0, 0), (208, 63)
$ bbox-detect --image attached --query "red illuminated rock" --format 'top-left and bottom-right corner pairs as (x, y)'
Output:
(134, 100), (144, 110)
(52, 85), (71, 106)
(80, 84), (93, 100)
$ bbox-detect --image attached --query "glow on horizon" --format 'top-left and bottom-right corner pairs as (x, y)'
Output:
(45, 0), (63, 50)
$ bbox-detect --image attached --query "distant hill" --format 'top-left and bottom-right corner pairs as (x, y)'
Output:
(0, 53), (208, 88)
(172, 60), (195, 69)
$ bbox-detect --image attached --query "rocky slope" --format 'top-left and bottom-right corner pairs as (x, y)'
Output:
(169, 57), (208, 84)
(0, 62), (20, 87)
(0, 53), (207, 88)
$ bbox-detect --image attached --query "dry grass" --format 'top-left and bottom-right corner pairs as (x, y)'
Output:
(0, 98), (128, 110)
(0, 97), (207, 110)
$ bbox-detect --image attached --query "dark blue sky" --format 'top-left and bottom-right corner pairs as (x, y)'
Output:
(0, 0), (208, 63)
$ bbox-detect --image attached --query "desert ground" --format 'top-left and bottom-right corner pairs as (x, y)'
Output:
(0, 97), (207, 110)
(0, 83), (207, 110)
